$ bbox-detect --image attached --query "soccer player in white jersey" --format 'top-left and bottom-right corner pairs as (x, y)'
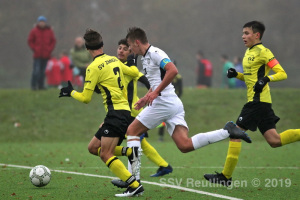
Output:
(114, 27), (252, 197)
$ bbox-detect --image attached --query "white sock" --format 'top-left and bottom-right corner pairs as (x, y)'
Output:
(127, 140), (141, 180)
(191, 129), (229, 149)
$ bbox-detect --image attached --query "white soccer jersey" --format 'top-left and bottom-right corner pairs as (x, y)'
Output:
(141, 45), (176, 96)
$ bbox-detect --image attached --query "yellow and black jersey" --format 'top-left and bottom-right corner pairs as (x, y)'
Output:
(236, 43), (287, 103)
(122, 60), (146, 118)
(84, 54), (139, 112)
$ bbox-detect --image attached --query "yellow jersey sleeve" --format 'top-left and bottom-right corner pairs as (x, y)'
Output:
(71, 88), (94, 104)
(119, 61), (139, 78)
(268, 64), (287, 82)
(84, 65), (99, 91)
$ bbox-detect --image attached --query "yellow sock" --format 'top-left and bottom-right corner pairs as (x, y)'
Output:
(222, 141), (242, 179)
(98, 146), (132, 157)
(106, 156), (139, 188)
(280, 129), (300, 146)
(141, 138), (168, 167)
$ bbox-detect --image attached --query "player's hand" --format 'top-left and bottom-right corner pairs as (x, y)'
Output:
(253, 76), (270, 93)
(146, 90), (160, 106)
(227, 68), (238, 78)
(126, 54), (138, 66)
(134, 96), (149, 110)
(59, 81), (73, 97)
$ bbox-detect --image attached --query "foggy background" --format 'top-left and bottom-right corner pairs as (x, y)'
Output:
(0, 0), (299, 88)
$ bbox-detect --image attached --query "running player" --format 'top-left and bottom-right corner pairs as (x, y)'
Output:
(59, 29), (144, 197)
(204, 21), (300, 186)
(111, 39), (173, 189)
(115, 27), (252, 197)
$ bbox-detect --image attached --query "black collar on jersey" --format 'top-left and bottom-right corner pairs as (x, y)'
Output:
(249, 42), (262, 50)
(143, 45), (152, 57)
(93, 53), (105, 61)
(85, 42), (104, 50)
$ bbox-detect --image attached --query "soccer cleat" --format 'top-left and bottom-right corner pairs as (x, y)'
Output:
(224, 121), (252, 143)
(204, 171), (232, 187)
(128, 147), (142, 177)
(150, 164), (173, 177)
(115, 184), (144, 197)
(111, 179), (140, 189)
(111, 179), (129, 188)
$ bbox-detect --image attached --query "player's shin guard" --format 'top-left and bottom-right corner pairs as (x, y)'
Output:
(280, 129), (300, 146)
(191, 129), (229, 149)
(127, 137), (141, 179)
(98, 146), (132, 157)
(106, 156), (139, 188)
(222, 141), (242, 179)
(141, 138), (168, 167)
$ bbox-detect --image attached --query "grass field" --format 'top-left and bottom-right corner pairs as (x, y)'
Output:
(0, 88), (299, 200)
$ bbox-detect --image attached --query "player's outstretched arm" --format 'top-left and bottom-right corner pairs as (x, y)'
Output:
(59, 81), (93, 104)
(119, 61), (139, 78)
(71, 88), (93, 104)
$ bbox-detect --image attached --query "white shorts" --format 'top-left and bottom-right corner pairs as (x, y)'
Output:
(136, 95), (188, 136)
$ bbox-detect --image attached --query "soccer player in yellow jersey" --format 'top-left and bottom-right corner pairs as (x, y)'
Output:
(59, 29), (144, 197)
(111, 39), (173, 189)
(204, 21), (300, 186)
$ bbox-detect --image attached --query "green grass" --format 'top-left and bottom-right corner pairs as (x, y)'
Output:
(0, 88), (299, 199)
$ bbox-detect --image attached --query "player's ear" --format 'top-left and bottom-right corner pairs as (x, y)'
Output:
(135, 39), (140, 46)
(255, 32), (260, 39)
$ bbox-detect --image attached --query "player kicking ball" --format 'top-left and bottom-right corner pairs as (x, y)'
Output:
(115, 27), (252, 197)
(59, 29), (144, 197)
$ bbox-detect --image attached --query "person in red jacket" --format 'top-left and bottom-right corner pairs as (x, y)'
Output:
(28, 16), (56, 90)
(45, 55), (63, 87)
(60, 50), (72, 87)
(196, 51), (213, 88)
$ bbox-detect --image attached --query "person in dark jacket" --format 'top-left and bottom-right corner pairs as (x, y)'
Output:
(28, 16), (56, 90)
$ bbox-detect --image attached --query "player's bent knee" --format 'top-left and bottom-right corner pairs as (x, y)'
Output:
(87, 144), (98, 155)
(177, 143), (192, 153)
(267, 140), (281, 148)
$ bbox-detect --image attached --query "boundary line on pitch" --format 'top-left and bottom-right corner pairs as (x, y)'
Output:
(8, 166), (296, 170)
(0, 163), (243, 200)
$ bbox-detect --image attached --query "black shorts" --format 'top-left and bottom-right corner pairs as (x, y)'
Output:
(236, 102), (280, 134)
(95, 110), (131, 145)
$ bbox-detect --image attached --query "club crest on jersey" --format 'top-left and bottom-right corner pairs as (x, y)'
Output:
(239, 117), (243, 121)
(247, 56), (255, 63)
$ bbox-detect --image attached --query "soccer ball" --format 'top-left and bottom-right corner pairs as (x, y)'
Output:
(29, 165), (51, 187)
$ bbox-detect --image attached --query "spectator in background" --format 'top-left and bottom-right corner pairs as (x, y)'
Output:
(233, 57), (246, 88)
(45, 54), (63, 88)
(221, 55), (235, 88)
(70, 36), (92, 85)
(28, 16), (56, 90)
(60, 50), (72, 87)
(196, 51), (213, 88)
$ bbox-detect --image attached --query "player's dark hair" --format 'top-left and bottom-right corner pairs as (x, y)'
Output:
(243, 21), (265, 39)
(126, 27), (148, 44)
(83, 29), (103, 50)
(118, 38), (128, 47)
